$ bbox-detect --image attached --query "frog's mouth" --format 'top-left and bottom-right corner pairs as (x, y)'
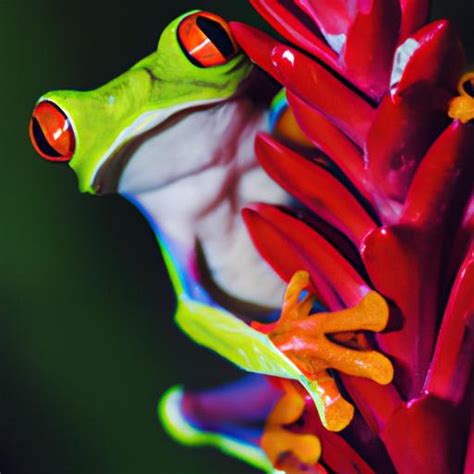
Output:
(91, 66), (275, 196)
(92, 101), (221, 195)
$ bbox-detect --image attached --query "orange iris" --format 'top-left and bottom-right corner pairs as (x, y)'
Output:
(178, 12), (239, 68)
(29, 101), (75, 162)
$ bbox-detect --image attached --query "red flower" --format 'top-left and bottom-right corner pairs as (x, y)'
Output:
(229, 0), (474, 471)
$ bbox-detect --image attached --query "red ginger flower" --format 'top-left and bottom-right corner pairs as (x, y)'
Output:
(228, 0), (474, 471)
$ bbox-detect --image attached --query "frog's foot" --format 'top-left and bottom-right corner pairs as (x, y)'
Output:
(158, 374), (281, 472)
(175, 271), (392, 433)
(261, 380), (324, 473)
(253, 271), (394, 432)
(159, 374), (330, 473)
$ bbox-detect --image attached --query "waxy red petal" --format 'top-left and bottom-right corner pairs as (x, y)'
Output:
(402, 121), (474, 229)
(340, 413), (397, 473)
(361, 224), (440, 396)
(362, 122), (474, 396)
(343, 0), (401, 99)
(299, 212), (367, 272)
(286, 91), (378, 208)
(301, 396), (376, 473)
(341, 376), (401, 434)
(249, 0), (341, 72)
(465, 407), (474, 474)
(271, 45), (375, 147)
(294, 0), (353, 43)
(242, 204), (370, 310)
(381, 396), (465, 473)
(399, 0), (429, 39)
(424, 240), (474, 403)
(243, 207), (338, 309)
(391, 20), (465, 98)
(366, 85), (449, 202)
(318, 430), (375, 474)
(447, 194), (474, 285)
(255, 133), (377, 247)
(229, 22), (279, 78)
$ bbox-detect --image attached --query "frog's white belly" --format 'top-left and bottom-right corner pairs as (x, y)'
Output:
(131, 165), (288, 307)
(119, 99), (289, 308)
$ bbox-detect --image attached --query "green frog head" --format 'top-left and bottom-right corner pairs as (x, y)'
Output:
(28, 8), (287, 310)
(29, 10), (253, 194)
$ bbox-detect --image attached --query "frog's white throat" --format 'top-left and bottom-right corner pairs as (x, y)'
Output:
(118, 98), (288, 308)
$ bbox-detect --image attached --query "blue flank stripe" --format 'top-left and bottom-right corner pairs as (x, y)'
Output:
(268, 88), (288, 133)
(122, 192), (197, 301)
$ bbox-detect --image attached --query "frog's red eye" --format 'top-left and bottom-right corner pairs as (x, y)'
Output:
(177, 12), (239, 68)
(29, 101), (75, 162)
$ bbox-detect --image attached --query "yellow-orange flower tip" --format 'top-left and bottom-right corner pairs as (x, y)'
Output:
(448, 72), (474, 123)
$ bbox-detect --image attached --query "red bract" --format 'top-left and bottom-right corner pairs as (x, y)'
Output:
(231, 0), (473, 471)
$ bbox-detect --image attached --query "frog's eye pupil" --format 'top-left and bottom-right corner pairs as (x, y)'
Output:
(29, 101), (75, 162)
(178, 12), (239, 68)
(195, 16), (235, 59)
(31, 117), (62, 158)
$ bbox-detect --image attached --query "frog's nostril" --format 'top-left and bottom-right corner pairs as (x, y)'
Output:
(29, 101), (75, 162)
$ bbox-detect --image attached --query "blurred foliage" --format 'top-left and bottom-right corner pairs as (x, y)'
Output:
(0, 1), (472, 473)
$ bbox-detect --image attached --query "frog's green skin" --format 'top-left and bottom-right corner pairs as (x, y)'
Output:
(41, 11), (251, 194)
(36, 12), (330, 472)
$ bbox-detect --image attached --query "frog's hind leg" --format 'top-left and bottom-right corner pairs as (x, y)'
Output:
(158, 374), (280, 472)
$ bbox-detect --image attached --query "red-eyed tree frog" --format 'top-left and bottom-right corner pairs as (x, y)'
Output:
(30, 10), (289, 315)
(29, 11), (321, 471)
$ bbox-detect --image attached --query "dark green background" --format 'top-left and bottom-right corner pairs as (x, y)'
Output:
(0, 1), (472, 473)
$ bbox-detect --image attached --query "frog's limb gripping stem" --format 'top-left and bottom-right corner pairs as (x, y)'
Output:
(258, 271), (394, 431)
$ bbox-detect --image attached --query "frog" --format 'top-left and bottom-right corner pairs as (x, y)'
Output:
(30, 10), (289, 315)
(29, 11), (318, 471)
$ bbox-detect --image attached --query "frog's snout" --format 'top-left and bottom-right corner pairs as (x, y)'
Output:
(29, 100), (75, 162)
